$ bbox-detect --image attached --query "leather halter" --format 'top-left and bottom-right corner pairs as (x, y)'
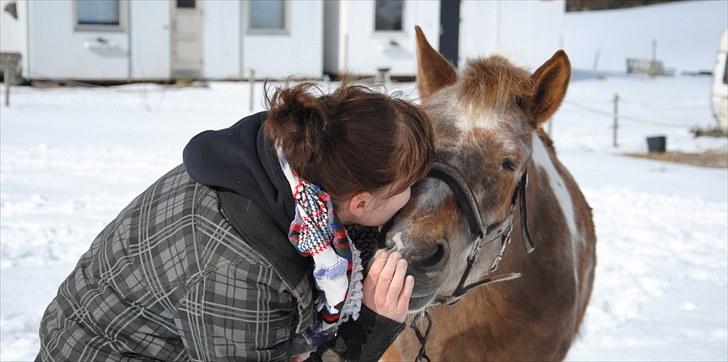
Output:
(427, 161), (535, 305)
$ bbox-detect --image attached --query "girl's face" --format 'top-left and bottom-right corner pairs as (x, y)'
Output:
(359, 186), (412, 226)
(335, 186), (412, 227)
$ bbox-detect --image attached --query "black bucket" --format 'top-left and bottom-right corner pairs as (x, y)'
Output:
(646, 135), (667, 153)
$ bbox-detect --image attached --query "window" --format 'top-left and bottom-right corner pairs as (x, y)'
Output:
(375, 0), (403, 32)
(77, 0), (119, 26)
(249, 0), (286, 32)
(176, 0), (195, 9)
(723, 57), (727, 85)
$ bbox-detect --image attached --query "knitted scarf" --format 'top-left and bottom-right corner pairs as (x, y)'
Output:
(277, 151), (364, 344)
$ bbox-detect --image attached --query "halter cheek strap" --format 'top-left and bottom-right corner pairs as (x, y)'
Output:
(427, 161), (535, 305)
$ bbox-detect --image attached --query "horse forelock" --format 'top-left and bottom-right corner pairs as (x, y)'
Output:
(455, 55), (533, 130)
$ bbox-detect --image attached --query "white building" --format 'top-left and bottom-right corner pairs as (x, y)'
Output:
(1, 0), (564, 82)
(0, 0), (323, 81)
(324, 0), (565, 77)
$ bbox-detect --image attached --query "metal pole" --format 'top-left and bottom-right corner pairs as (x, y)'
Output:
(249, 69), (255, 112)
(4, 68), (11, 107)
(613, 93), (619, 147)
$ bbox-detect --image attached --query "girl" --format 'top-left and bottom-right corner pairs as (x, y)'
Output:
(36, 82), (434, 361)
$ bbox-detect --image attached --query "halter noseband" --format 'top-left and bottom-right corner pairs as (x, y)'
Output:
(427, 161), (535, 305)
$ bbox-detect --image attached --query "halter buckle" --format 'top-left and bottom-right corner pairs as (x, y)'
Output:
(466, 234), (485, 264)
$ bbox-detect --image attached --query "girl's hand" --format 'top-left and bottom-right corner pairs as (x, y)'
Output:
(362, 250), (415, 323)
(289, 352), (311, 362)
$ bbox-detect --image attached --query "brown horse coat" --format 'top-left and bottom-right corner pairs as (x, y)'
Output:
(381, 27), (597, 361)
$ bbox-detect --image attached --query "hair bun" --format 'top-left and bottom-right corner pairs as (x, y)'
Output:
(264, 83), (330, 174)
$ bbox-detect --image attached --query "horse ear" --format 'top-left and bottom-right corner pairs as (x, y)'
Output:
(529, 50), (571, 126)
(415, 25), (457, 100)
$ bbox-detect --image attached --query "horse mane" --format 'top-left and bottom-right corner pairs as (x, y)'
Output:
(536, 128), (557, 154)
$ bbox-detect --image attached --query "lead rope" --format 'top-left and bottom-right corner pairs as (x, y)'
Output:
(410, 311), (433, 362)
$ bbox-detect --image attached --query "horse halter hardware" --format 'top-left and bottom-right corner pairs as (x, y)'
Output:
(428, 160), (535, 305)
(409, 160), (536, 362)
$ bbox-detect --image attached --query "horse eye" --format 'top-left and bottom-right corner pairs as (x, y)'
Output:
(513, 96), (523, 108)
(501, 159), (516, 172)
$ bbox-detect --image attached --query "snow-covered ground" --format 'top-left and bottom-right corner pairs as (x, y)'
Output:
(1, 74), (726, 361)
(564, 0), (727, 74)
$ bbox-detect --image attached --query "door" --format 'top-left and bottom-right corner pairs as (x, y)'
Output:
(171, 0), (202, 78)
(439, 0), (460, 68)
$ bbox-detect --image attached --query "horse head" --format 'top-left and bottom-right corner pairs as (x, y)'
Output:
(385, 27), (571, 311)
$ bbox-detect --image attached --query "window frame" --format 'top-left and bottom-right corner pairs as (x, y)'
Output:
(373, 0), (405, 34)
(246, 0), (290, 36)
(73, 0), (127, 33)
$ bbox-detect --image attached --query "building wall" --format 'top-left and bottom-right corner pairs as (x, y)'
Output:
(241, 0), (323, 79)
(19, 0), (323, 81)
(28, 0), (130, 80)
(202, 0), (240, 79)
(498, 0), (565, 70)
(459, 0), (499, 70)
(328, 0), (440, 77)
(0, 0), (29, 77)
(460, 0), (565, 71)
(130, 0), (170, 79)
(12, 0), (564, 81)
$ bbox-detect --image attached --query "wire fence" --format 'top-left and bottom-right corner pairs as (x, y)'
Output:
(552, 92), (725, 148)
(562, 98), (692, 129)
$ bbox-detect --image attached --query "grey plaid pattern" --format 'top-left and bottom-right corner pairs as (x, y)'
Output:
(37, 165), (314, 361)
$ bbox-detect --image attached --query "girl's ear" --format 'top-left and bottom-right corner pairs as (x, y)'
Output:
(348, 192), (372, 218)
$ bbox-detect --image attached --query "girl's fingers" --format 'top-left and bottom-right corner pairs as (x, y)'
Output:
(365, 250), (389, 293)
(374, 252), (401, 305)
(397, 275), (415, 314)
(386, 259), (408, 304)
(367, 249), (389, 281)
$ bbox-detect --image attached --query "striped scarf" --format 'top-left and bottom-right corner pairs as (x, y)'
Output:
(277, 151), (364, 344)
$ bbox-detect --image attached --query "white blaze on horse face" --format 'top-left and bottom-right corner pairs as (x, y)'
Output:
(458, 109), (503, 131)
(391, 231), (406, 251)
(531, 135), (579, 239)
(452, 94), (503, 131)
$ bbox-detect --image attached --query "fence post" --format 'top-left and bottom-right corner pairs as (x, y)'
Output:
(249, 69), (256, 112)
(4, 67), (10, 107)
(612, 93), (619, 147)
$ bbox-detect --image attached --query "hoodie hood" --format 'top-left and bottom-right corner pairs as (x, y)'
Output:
(182, 111), (295, 234)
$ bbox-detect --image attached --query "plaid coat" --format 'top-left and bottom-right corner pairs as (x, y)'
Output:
(37, 164), (323, 361)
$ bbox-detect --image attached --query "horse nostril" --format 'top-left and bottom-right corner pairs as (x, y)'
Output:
(412, 242), (447, 270)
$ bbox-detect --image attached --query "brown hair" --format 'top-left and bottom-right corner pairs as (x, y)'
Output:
(264, 82), (434, 200)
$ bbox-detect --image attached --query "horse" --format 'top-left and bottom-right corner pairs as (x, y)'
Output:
(379, 27), (597, 361)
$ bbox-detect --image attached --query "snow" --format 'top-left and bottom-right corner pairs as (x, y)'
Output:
(564, 0), (728, 74)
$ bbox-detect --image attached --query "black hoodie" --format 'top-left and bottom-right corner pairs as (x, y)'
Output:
(182, 112), (405, 361)
(183, 111), (294, 234)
